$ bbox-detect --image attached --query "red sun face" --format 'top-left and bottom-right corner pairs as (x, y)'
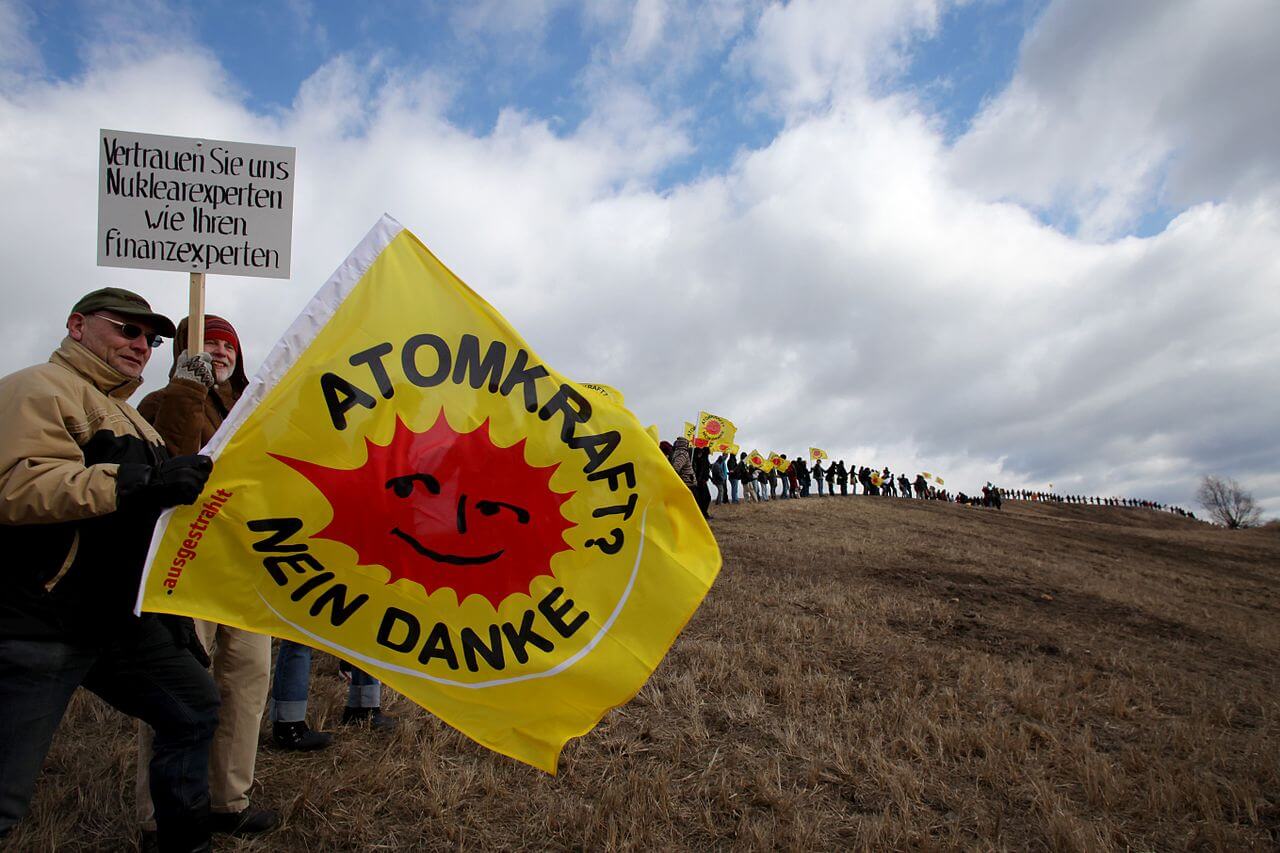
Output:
(705, 419), (722, 437)
(272, 414), (576, 608)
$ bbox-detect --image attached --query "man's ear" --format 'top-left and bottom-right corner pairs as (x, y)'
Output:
(67, 312), (87, 342)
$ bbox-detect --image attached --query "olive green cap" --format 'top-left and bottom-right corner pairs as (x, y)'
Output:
(70, 287), (176, 337)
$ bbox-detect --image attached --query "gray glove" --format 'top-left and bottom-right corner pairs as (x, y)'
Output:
(174, 351), (215, 389)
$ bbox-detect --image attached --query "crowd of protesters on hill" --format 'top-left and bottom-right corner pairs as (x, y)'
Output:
(999, 489), (1193, 515)
(659, 441), (1194, 521)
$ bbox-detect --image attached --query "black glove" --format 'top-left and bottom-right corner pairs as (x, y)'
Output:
(141, 455), (213, 508)
(160, 614), (210, 668)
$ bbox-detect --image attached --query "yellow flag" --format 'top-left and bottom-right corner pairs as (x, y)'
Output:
(695, 411), (736, 450)
(767, 453), (789, 472)
(645, 424), (660, 443)
(922, 471), (933, 480)
(137, 216), (721, 773)
(936, 477), (945, 486)
(747, 449), (765, 468)
(809, 447), (828, 461)
(581, 382), (625, 407)
(683, 421), (696, 442)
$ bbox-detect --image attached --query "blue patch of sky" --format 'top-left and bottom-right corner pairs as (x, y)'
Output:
(21, 2), (597, 133)
(21, 0), (779, 190)
(654, 95), (782, 192)
(648, 48), (783, 191)
(26, 2), (89, 82)
(896, 0), (1047, 141)
(1132, 203), (1177, 238)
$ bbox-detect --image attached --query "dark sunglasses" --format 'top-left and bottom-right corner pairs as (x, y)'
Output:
(92, 314), (165, 348)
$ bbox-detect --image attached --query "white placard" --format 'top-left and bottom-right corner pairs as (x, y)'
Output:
(97, 129), (295, 279)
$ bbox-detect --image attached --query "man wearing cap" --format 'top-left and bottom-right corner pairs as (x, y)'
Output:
(0, 288), (219, 853)
(134, 314), (279, 843)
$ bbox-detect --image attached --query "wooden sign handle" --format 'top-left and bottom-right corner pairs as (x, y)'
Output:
(187, 272), (205, 355)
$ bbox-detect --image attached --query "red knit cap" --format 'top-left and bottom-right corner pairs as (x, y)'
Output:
(204, 315), (239, 350)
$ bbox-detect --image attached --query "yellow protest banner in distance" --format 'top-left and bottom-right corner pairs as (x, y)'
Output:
(748, 449), (765, 468)
(137, 216), (721, 774)
(683, 421), (696, 442)
(696, 411), (736, 449)
(809, 447), (828, 461)
(921, 471), (933, 480)
(936, 477), (945, 485)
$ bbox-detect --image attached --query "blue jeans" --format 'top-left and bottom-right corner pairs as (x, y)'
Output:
(0, 617), (219, 849)
(729, 479), (739, 503)
(271, 639), (380, 722)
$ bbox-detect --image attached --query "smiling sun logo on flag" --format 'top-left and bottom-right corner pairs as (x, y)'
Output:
(272, 414), (576, 609)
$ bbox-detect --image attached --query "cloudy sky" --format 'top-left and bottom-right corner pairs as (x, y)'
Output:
(2, 0), (1277, 516)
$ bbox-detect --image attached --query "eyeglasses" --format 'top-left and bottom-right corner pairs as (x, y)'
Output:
(92, 314), (164, 348)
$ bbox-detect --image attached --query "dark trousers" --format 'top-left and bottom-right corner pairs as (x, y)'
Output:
(694, 483), (711, 518)
(0, 616), (219, 852)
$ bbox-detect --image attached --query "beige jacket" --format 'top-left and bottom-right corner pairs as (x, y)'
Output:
(0, 338), (169, 639)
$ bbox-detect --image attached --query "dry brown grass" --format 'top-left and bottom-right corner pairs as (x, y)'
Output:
(8, 497), (1279, 851)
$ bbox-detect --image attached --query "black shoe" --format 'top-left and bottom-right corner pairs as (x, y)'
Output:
(340, 706), (399, 730)
(272, 720), (332, 751)
(210, 808), (279, 836)
(141, 827), (210, 853)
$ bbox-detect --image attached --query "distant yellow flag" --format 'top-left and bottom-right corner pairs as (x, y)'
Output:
(936, 477), (945, 486)
(809, 447), (828, 461)
(683, 421), (696, 442)
(870, 472), (883, 486)
(695, 411), (736, 450)
(747, 449), (766, 468)
(922, 471), (933, 480)
(768, 453), (789, 472)
(137, 216), (721, 774)
(645, 424), (660, 443)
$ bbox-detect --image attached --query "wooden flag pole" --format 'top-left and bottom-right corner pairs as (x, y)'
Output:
(188, 272), (206, 355)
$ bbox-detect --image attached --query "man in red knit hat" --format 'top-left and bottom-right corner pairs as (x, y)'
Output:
(135, 315), (278, 847)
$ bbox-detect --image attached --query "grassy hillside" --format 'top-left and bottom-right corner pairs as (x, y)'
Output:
(10, 498), (1279, 851)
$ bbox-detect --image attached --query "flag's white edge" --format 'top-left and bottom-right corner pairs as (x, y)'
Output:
(257, 504), (649, 689)
(134, 214), (406, 615)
